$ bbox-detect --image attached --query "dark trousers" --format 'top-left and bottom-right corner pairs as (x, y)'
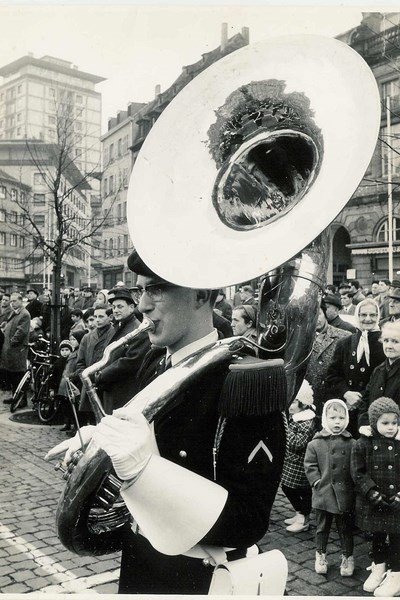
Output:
(372, 532), (400, 570)
(119, 530), (213, 594)
(315, 509), (354, 557)
(281, 484), (312, 516)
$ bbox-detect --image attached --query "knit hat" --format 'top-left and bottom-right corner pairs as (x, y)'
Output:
(59, 340), (73, 352)
(296, 379), (315, 407)
(322, 399), (349, 434)
(368, 397), (400, 431)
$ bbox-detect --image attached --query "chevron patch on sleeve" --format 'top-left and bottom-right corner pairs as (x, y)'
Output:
(248, 441), (273, 463)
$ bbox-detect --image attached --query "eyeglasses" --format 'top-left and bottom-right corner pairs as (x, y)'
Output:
(135, 282), (176, 302)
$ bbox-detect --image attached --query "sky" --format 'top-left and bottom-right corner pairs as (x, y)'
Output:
(0, 2), (387, 133)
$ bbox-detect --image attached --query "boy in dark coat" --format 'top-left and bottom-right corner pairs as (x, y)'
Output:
(351, 397), (400, 596)
(304, 399), (355, 577)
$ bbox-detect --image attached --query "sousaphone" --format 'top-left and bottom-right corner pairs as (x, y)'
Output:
(55, 34), (381, 556)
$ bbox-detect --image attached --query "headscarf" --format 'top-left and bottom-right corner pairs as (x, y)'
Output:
(322, 399), (349, 434)
(354, 298), (380, 366)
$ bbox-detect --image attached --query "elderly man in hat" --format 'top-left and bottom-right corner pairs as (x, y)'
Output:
(46, 249), (287, 595)
(323, 294), (356, 334)
(94, 286), (150, 414)
(380, 287), (400, 326)
(25, 289), (42, 319)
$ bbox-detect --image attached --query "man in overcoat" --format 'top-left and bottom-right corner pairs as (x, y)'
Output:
(0, 292), (31, 403)
(94, 287), (150, 414)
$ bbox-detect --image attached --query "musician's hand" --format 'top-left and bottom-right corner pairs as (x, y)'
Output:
(93, 413), (153, 481)
(44, 425), (96, 463)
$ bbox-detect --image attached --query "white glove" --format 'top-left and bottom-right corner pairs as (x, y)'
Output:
(44, 425), (97, 463)
(359, 425), (372, 437)
(92, 412), (153, 481)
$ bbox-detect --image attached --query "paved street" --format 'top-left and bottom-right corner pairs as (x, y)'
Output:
(0, 388), (373, 596)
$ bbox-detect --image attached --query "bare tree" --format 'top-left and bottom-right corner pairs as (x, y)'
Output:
(7, 91), (118, 349)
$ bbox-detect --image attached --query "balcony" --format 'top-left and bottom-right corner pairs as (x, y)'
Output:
(352, 24), (400, 66)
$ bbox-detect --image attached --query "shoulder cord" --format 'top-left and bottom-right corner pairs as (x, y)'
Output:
(212, 416), (227, 481)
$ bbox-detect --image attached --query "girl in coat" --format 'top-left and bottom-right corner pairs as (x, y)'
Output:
(58, 329), (86, 433)
(281, 379), (316, 533)
(326, 298), (385, 438)
(304, 399), (355, 577)
(351, 397), (400, 596)
(358, 320), (400, 428)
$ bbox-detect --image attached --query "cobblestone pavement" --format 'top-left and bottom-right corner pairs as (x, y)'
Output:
(0, 388), (373, 596)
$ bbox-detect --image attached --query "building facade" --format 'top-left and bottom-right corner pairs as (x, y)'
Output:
(329, 12), (400, 286)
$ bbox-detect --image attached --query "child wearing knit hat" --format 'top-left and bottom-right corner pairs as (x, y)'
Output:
(281, 380), (317, 534)
(351, 396), (400, 596)
(304, 399), (355, 577)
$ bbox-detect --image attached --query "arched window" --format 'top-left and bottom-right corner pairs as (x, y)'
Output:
(376, 217), (400, 242)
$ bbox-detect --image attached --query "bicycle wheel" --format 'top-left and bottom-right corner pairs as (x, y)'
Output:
(10, 372), (30, 413)
(37, 379), (61, 423)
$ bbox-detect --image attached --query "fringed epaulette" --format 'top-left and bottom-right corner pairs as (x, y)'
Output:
(218, 356), (287, 417)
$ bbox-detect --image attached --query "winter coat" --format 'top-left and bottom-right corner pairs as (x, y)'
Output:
(26, 298), (42, 319)
(0, 308), (30, 372)
(214, 298), (232, 322)
(305, 324), (350, 414)
(304, 429), (355, 514)
(48, 356), (68, 395)
(326, 330), (385, 400)
(358, 359), (400, 427)
(96, 312), (150, 413)
(281, 409), (316, 488)
(58, 350), (79, 397)
(351, 434), (400, 533)
(72, 325), (114, 411)
(328, 315), (357, 334)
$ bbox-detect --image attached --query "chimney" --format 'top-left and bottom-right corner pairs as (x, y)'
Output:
(221, 22), (228, 51)
(155, 84), (161, 98)
(241, 26), (250, 44)
(361, 12), (383, 34)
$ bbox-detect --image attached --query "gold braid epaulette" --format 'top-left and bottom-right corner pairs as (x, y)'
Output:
(218, 356), (288, 417)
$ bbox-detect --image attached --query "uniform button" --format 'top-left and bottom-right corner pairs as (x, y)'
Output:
(352, 351), (356, 356)
(374, 465), (379, 470)
(390, 485), (395, 490)
(202, 559), (211, 567)
(349, 380), (352, 385)
(374, 446), (378, 450)
(388, 465), (393, 470)
(360, 367), (365, 373)
(350, 365), (355, 370)
(319, 361), (322, 365)
(179, 450), (187, 458)
(389, 446), (393, 451)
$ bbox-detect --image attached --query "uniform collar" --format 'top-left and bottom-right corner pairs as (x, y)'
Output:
(170, 329), (218, 367)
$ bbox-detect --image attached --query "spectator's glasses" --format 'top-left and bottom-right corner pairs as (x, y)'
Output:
(133, 282), (176, 303)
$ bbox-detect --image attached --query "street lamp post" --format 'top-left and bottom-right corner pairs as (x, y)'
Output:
(386, 95), (394, 282)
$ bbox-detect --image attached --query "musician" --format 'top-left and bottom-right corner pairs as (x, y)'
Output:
(47, 249), (287, 595)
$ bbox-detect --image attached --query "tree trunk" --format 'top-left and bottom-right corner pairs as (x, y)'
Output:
(51, 253), (62, 353)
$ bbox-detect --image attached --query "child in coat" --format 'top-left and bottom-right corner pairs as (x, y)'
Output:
(58, 330), (86, 433)
(281, 379), (316, 533)
(304, 399), (355, 577)
(351, 397), (400, 596)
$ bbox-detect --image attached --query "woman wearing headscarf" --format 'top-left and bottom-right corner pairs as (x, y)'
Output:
(325, 298), (385, 438)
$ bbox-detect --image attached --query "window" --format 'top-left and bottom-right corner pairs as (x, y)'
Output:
(49, 88), (56, 97)
(48, 115), (56, 125)
(10, 234), (17, 247)
(118, 138), (122, 157)
(11, 189), (17, 201)
(76, 94), (83, 104)
(17, 113), (21, 122)
(33, 172), (45, 185)
(18, 214), (25, 226)
(10, 211), (17, 223)
(381, 123), (400, 176)
(19, 236), (25, 248)
(17, 85), (22, 94)
(17, 127), (21, 136)
(109, 175), (114, 193)
(0, 232), (5, 245)
(33, 193), (45, 204)
(377, 217), (400, 242)
(109, 143), (114, 161)
(19, 191), (25, 204)
(0, 186), (5, 199)
(0, 209), (5, 222)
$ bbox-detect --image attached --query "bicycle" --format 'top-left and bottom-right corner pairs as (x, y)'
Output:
(10, 341), (60, 422)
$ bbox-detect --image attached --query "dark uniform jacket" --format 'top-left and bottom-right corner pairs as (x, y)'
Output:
(351, 434), (400, 533)
(26, 298), (42, 319)
(95, 313), (150, 414)
(358, 358), (400, 427)
(119, 346), (286, 595)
